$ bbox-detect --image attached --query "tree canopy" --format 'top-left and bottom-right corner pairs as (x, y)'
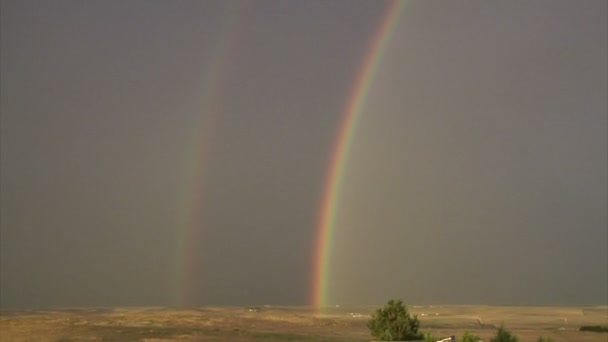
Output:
(367, 299), (423, 341)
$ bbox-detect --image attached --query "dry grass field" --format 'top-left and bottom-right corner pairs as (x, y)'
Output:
(1, 305), (606, 342)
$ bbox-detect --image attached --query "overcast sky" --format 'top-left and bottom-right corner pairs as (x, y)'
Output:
(1, 0), (606, 309)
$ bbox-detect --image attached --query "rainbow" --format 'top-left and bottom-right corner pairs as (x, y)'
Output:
(311, 0), (406, 310)
(173, 1), (250, 306)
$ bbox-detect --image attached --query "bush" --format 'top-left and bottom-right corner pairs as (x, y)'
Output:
(423, 332), (436, 342)
(460, 331), (482, 342)
(537, 337), (554, 342)
(489, 324), (518, 342)
(367, 299), (423, 341)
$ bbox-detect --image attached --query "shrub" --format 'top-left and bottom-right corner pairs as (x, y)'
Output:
(460, 331), (482, 342)
(489, 324), (518, 342)
(367, 299), (423, 341)
(424, 332), (436, 342)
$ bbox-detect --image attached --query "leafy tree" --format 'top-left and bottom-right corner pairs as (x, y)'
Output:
(367, 299), (423, 341)
(490, 324), (518, 342)
(460, 331), (482, 342)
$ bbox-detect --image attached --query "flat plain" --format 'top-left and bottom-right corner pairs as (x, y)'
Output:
(1, 305), (606, 341)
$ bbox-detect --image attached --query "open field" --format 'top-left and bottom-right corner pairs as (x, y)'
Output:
(1, 305), (606, 341)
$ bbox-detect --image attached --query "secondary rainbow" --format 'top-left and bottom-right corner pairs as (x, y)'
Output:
(311, 0), (406, 310)
(173, 1), (250, 306)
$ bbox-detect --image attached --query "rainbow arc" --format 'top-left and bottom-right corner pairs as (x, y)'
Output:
(311, 0), (406, 311)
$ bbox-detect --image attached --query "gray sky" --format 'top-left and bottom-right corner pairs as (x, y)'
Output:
(1, 0), (606, 309)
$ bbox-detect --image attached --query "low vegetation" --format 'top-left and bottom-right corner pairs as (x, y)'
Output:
(580, 325), (608, 332)
(368, 300), (576, 342)
(3, 305), (606, 341)
(489, 324), (518, 342)
(537, 337), (554, 342)
(423, 332), (437, 342)
(460, 330), (482, 342)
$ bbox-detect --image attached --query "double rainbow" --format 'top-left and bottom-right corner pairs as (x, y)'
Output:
(174, 0), (405, 308)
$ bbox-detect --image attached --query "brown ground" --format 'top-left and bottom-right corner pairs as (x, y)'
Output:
(0, 305), (606, 341)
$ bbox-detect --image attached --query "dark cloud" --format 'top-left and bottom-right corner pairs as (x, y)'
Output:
(1, 0), (606, 308)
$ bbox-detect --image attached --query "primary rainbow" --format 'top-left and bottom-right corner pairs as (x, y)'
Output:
(311, 0), (406, 310)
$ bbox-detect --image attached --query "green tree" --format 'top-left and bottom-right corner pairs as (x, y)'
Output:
(537, 337), (554, 342)
(460, 331), (482, 342)
(490, 324), (518, 342)
(367, 299), (423, 341)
